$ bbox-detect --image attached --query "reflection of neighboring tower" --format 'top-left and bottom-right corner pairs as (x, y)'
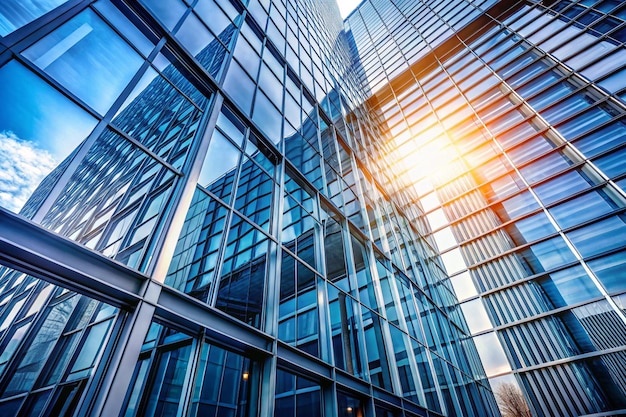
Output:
(20, 24), (238, 270)
(0, 265), (119, 413)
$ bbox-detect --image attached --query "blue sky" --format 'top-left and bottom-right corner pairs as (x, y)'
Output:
(0, 61), (96, 213)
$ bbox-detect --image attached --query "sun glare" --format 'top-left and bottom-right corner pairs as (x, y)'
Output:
(396, 132), (460, 194)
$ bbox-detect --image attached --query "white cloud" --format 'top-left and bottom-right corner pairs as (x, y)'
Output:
(0, 131), (58, 213)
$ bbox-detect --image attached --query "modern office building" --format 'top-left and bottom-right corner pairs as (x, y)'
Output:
(345, 0), (626, 416)
(0, 1), (624, 417)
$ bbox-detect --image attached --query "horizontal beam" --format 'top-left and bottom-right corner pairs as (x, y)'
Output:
(156, 285), (274, 354)
(276, 342), (333, 380)
(0, 208), (146, 306)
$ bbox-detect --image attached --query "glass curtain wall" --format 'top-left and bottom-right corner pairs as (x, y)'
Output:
(346, 0), (626, 416)
(0, 0), (502, 417)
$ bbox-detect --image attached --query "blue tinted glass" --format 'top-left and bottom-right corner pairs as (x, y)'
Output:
(557, 106), (614, 142)
(23, 9), (144, 114)
(362, 306), (392, 390)
(496, 191), (540, 220)
(0, 60), (96, 214)
(508, 212), (556, 244)
(191, 344), (252, 417)
(223, 62), (254, 114)
(216, 215), (268, 328)
(216, 108), (245, 147)
(525, 237), (576, 272)
(175, 13), (215, 57)
(0, 322), (31, 376)
(68, 319), (113, 380)
(113, 66), (206, 170)
(282, 195), (319, 270)
(534, 169), (592, 205)
(549, 190), (615, 229)
(139, 0), (186, 30)
(327, 284), (364, 376)
(166, 190), (229, 302)
(519, 152), (573, 184)
(233, 36), (261, 79)
(336, 392), (364, 417)
(594, 146), (626, 178)
(195, 0), (238, 35)
(43, 332), (82, 385)
(324, 216), (348, 290)
(540, 265), (601, 307)
(93, 1), (154, 57)
(145, 344), (192, 416)
(588, 251), (626, 293)
(253, 91), (283, 143)
(0, 398), (23, 416)
(4, 295), (80, 396)
(297, 390), (322, 417)
(0, 0), (68, 36)
(567, 216), (626, 257)
(234, 159), (274, 232)
(198, 129), (241, 202)
(38, 130), (175, 270)
(572, 120), (626, 158)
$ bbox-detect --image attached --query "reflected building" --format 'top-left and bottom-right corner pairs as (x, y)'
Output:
(0, 1), (624, 417)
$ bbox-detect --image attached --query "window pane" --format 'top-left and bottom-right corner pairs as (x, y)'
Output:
(190, 343), (254, 417)
(461, 299), (492, 334)
(588, 251), (626, 293)
(166, 190), (229, 302)
(138, 0), (186, 30)
(0, 0), (68, 36)
(223, 62), (255, 114)
(216, 215), (269, 328)
(23, 9), (144, 114)
(198, 129), (241, 203)
(539, 265), (602, 307)
(567, 216), (626, 258)
(0, 60), (97, 215)
(549, 189), (616, 229)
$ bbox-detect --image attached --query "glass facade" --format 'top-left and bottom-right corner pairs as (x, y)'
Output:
(0, 1), (623, 417)
(346, 0), (626, 416)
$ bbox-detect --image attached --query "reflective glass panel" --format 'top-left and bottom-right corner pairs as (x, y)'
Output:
(588, 251), (626, 293)
(567, 215), (626, 258)
(39, 130), (176, 270)
(215, 214), (269, 328)
(275, 370), (322, 417)
(327, 284), (364, 377)
(461, 298), (492, 334)
(139, 0), (186, 30)
(539, 265), (601, 307)
(122, 323), (193, 417)
(113, 65), (207, 170)
(0, 0), (68, 36)
(234, 158), (274, 233)
(473, 332), (511, 377)
(23, 9), (144, 114)
(0, 60), (96, 215)
(189, 343), (254, 417)
(166, 189), (229, 302)
(0, 266), (119, 412)
(279, 252), (320, 357)
(198, 129), (241, 203)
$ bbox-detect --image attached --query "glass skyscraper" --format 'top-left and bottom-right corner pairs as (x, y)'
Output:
(0, 1), (624, 417)
(346, 0), (626, 416)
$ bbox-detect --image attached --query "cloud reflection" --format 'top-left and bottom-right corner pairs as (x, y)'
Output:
(0, 131), (58, 212)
